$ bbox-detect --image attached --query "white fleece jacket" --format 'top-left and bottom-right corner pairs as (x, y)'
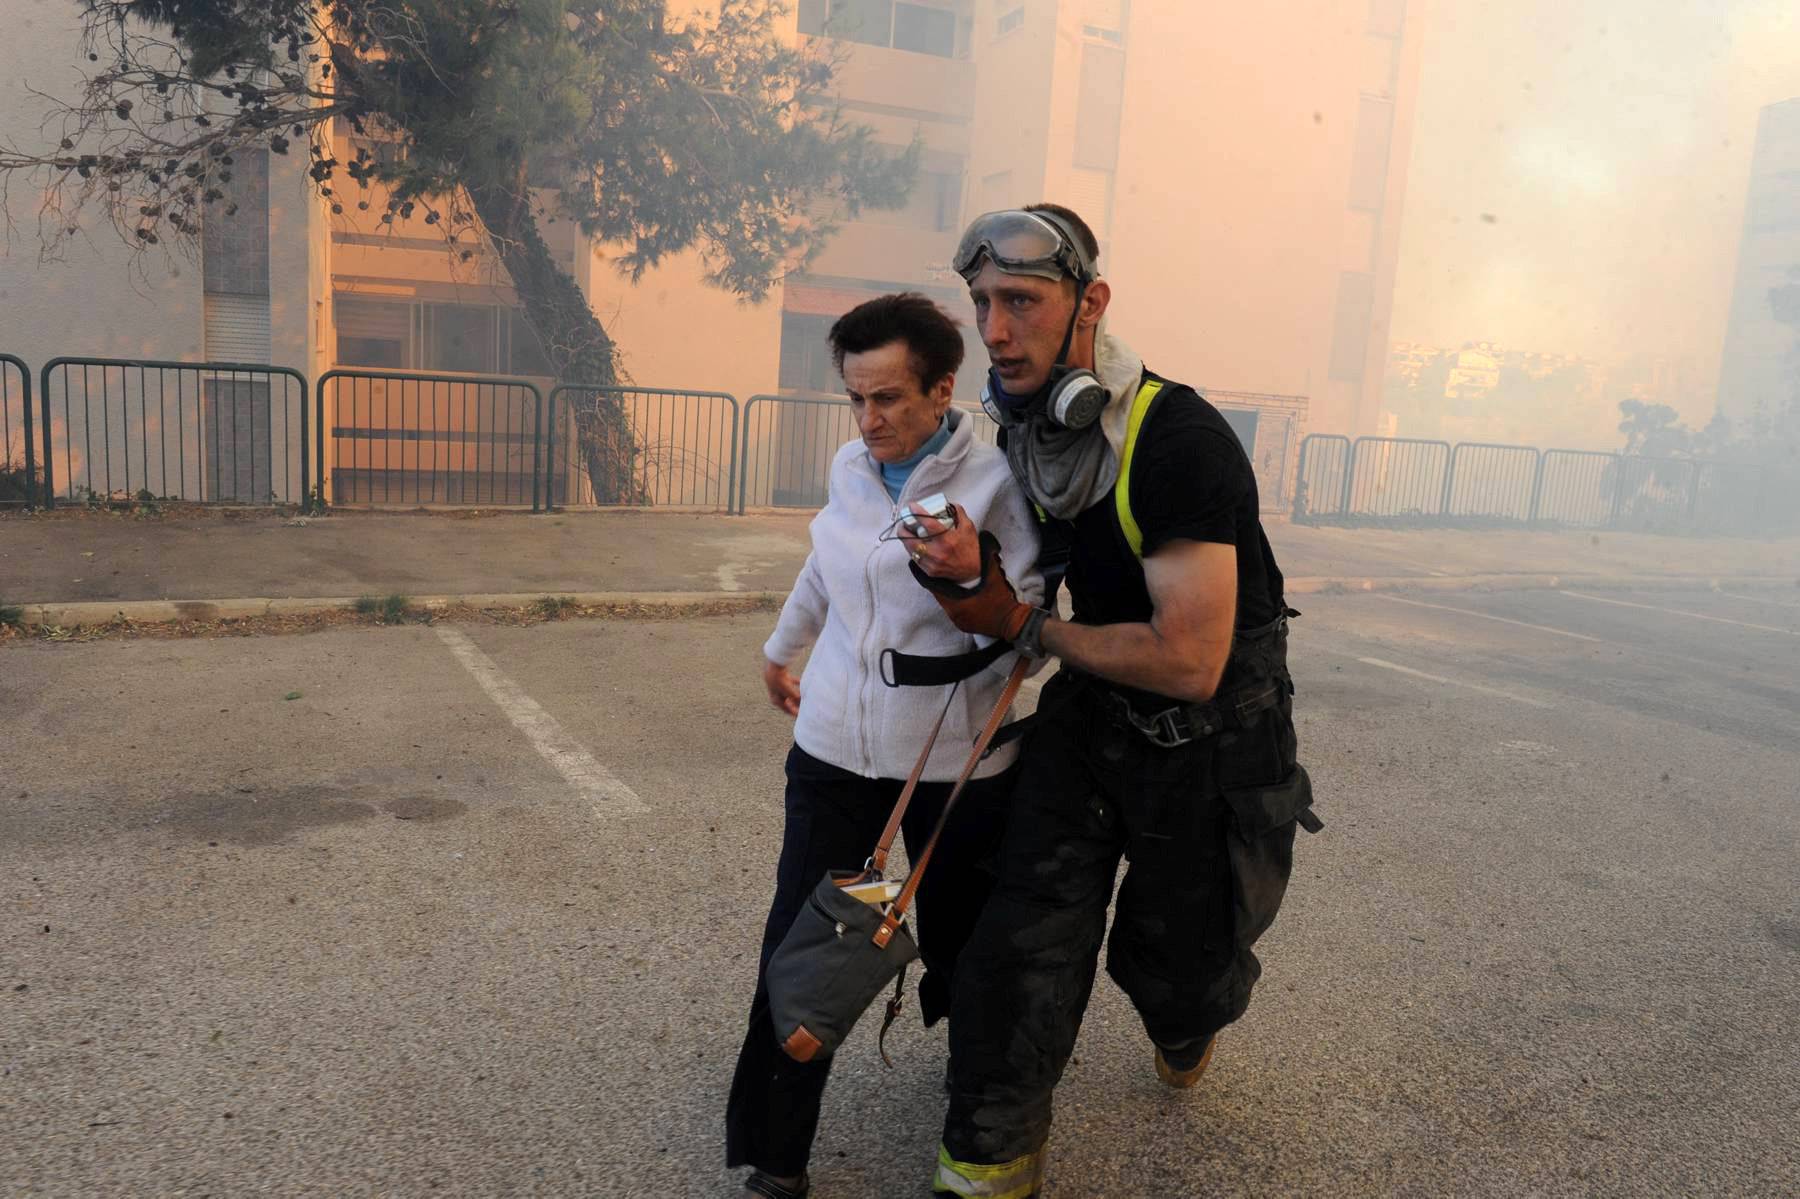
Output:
(763, 409), (1044, 781)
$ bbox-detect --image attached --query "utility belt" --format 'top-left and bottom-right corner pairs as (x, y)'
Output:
(1084, 608), (1297, 749)
(1093, 673), (1289, 749)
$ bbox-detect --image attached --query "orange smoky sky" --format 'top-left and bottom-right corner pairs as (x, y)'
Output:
(1390, 0), (1800, 385)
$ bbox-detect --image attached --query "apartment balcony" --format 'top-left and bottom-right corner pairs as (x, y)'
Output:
(815, 40), (977, 123)
(807, 220), (960, 292)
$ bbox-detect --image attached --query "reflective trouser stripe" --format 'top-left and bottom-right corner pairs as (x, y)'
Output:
(932, 1144), (1046, 1198)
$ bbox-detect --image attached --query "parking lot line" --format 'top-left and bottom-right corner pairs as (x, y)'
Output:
(1355, 656), (1556, 708)
(1719, 591), (1800, 611)
(1377, 593), (1604, 642)
(434, 625), (648, 817)
(1559, 591), (1798, 637)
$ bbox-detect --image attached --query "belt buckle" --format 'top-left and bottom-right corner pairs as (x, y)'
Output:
(1102, 690), (1191, 748)
(1143, 707), (1191, 748)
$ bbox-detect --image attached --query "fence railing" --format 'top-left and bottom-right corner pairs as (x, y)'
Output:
(1445, 442), (1539, 522)
(40, 358), (309, 508)
(1, 354), (34, 507)
(548, 385), (738, 509)
(10, 347), (1791, 537)
(1295, 434), (1800, 536)
(737, 394), (860, 512)
(735, 394), (1000, 512)
(1534, 449), (1616, 528)
(1294, 434), (1351, 520)
(317, 370), (546, 511)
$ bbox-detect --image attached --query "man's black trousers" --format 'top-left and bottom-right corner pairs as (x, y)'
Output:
(726, 743), (1016, 1178)
(940, 669), (1311, 1167)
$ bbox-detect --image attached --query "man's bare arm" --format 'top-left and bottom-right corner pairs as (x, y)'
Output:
(1039, 540), (1236, 702)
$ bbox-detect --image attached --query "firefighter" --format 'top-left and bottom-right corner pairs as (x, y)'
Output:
(903, 205), (1322, 1197)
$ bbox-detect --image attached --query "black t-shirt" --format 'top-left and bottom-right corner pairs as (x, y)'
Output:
(1050, 372), (1285, 632)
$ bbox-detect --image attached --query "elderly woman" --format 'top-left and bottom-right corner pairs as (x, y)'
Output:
(727, 293), (1043, 1199)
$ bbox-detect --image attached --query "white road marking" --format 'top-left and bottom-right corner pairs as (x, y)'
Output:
(1559, 591), (1798, 637)
(1355, 656), (1556, 708)
(1719, 591), (1800, 612)
(434, 625), (647, 816)
(1377, 594), (1603, 643)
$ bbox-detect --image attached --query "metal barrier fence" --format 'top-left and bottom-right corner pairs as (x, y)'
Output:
(1534, 449), (1617, 528)
(1294, 434), (1351, 520)
(1296, 434), (1800, 535)
(1446, 442), (1540, 522)
(737, 394), (858, 512)
(547, 385), (738, 509)
(318, 370), (545, 510)
(1, 354), (34, 506)
(735, 394), (998, 511)
(1347, 437), (1451, 519)
(40, 358), (309, 508)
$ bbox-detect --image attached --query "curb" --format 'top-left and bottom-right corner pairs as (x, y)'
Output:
(16, 590), (789, 630)
(12, 575), (1793, 631)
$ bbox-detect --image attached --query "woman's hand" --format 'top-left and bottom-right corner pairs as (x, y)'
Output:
(900, 501), (983, 582)
(762, 658), (801, 717)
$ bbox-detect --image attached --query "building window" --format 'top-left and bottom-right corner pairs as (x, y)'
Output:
(997, 6), (1024, 36)
(508, 309), (555, 377)
(894, 3), (956, 56)
(202, 149), (270, 298)
(203, 148), (272, 363)
(422, 304), (496, 376)
(336, 297), (411, 368)
(1073, 43), (1126, 172)
(779, 312), (842, 394)
(804, 0), (961, 58)
(335, 296), (554, 377)
(866, 149), (965, 232)
(831, 0), (893, 46)
(797, 0), (828, 35)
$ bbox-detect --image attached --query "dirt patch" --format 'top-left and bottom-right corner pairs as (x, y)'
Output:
(380, 795), (468, 823)
(147, 785), (381, 846)
(0, 595), (781, 646)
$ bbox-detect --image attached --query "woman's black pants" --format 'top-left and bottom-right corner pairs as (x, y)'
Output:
(724, 743), (1015, 1177)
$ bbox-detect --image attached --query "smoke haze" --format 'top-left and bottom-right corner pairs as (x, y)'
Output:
(1391, 0), (1800, 427)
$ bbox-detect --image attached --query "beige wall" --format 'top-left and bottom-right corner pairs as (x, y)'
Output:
(579, 244), (784, 403)
(0, 4), (202, 368)
(1, 3), (319, 376)
(1105, 2), (1356, 420)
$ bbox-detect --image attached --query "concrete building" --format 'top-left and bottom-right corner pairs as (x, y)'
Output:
(2, 0), (1425, 508)
(1716, 97), (1800, 431)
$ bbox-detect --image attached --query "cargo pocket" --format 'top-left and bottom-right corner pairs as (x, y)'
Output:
(1221, 766), (1318, 948)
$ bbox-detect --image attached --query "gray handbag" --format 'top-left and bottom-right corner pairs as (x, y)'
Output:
(765, 657), (1030, 1065)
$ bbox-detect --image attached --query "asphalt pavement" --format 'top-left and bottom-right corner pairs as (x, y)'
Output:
(2, 585), (1797, 1196)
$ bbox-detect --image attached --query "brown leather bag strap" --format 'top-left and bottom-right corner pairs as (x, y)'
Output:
(870, 681), (956, 876)
(874, 656), (1031, 948)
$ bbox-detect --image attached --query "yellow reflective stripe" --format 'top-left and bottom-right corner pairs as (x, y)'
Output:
(1115, 379), (1165, 559)
(933, 1144), (1046, 1199)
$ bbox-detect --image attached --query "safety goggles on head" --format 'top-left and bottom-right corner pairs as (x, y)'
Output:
(952, 209), (1097, 284)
